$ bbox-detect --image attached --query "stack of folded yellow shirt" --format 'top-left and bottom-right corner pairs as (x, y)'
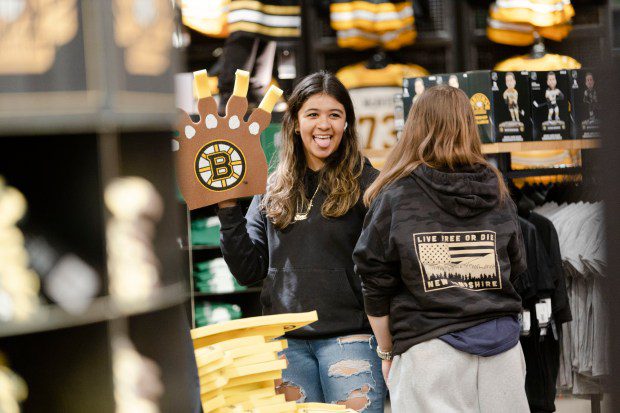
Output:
(192, 311), (358, 413)
(330, 0), (416, 50)
(487, 0), (575, 46)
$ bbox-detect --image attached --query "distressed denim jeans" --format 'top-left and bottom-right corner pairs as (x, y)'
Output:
(277, 334), (386, 412)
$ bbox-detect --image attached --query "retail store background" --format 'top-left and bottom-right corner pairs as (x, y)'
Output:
(0, 0), (618, 412)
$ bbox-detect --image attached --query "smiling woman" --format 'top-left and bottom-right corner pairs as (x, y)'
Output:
(215, 71), (387, 412)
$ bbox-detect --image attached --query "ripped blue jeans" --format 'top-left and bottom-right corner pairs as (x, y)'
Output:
(277, 334), (386, 412)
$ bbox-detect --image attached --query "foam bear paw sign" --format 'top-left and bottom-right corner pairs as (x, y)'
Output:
(174, 69), (283, 210)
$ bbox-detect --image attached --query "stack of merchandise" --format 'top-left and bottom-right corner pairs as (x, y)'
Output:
(194, 258), (246, 294)
(492, 53), (582, 187)
(330, 0), (416, 50)
(0, 177), (40, 322)
(0, 353), (27, 412)
(487, 0), (575, 46)
(195, 301), (243, 327)
(104, 177), (164, 305)
(192, 216), (221, 247)
(112, 336), (163, 413)
(192, 311), (357, 412)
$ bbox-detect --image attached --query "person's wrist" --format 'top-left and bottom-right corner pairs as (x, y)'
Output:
(376, 346), (393, 361)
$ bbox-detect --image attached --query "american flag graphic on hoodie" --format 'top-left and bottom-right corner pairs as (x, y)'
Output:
(413, 231), (502, 292)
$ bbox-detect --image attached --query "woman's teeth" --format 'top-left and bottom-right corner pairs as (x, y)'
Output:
(313, 135), (331, 148)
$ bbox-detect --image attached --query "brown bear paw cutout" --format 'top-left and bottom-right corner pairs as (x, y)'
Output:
(174, 69), (282, 210)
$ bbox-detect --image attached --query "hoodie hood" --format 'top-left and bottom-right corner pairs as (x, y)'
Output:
(412, 164), (499, 218)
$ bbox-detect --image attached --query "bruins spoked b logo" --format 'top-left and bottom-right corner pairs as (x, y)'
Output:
(195, 141), (246, 191)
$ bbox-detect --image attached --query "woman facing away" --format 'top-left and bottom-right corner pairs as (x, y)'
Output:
(354, 84), (529, 412)
(217, 71), (386, 412)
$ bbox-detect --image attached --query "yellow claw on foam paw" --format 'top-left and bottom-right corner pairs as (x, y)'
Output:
(193, 69), (211, 99)
(258, 85), (283, 113)
(233, 69), (250, 98)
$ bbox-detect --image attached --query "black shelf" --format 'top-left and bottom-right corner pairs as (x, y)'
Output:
(313, 33), (453, 53)
(506, 167), (582, 179)
(0, 282), (187, 339)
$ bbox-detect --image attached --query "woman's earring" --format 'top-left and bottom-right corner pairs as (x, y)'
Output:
(344, 122), (348, 130)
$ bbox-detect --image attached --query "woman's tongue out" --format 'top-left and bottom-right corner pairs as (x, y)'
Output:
(314, 135), (331, 149)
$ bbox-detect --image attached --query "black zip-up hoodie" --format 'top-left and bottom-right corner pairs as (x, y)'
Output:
(353, 164), (526, 356)
(218, 160), (379, 338)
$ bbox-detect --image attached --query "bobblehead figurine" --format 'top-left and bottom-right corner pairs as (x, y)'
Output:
(534, 71), (566, 131)
(174, 69), (282, 209)
(412, 77), (426, 104)
(582, 72), (599, 129)
(448, 74), (460, 88)
(500, 72), (525, 133)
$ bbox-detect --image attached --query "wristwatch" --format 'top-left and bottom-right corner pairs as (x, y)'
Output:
(376, 346), (393, 361)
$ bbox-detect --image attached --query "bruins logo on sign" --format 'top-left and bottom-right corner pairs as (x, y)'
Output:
(195, 140), (246, 191)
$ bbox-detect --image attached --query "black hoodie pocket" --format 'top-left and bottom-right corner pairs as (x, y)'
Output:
(261, 267), (365, 333)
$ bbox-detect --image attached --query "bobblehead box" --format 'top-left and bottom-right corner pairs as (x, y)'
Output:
(462, 71), (496, 144)
(530, 70), (572, 141)
(402, 72), (495, 143)
(491, 71), (533, 142)
(569, 68), (601, 139)
(402, 75), (433, 121)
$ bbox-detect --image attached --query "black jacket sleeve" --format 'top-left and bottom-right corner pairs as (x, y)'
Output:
(217, 195), (269, 286)
(353, 194), (401, 317)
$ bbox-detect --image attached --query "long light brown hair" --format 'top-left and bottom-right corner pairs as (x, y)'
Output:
(364, 84), (508, 205)
(261, 71), (363, 229)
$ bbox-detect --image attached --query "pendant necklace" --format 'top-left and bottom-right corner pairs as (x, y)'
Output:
(294, 184), (321, 221)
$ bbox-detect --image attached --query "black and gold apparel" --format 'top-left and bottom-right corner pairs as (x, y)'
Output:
(181, 0), (229, 38)
(330, 0), (416, 50)
(336, 62), (428, 155)
(487, 0), (575, 46)
(227, 0), (301, 41)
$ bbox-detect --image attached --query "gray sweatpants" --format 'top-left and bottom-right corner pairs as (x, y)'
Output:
(389, 339), (529, 413)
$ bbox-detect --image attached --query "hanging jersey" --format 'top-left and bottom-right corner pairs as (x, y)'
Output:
(487, 17), (572, 46)
(330, 0), (416, 50)
(335, 26), (417, 50)
(494, 54), (582, 185)
(491, 0), (574, 27)
(182, 0), (229, 38)
(227, 0), (301, 40)
(330, 0), (414, 32)
(494, 53), (581, 71)
(336, 62), (428, 153)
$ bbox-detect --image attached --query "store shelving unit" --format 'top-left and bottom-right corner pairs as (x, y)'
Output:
(184, 209), (263, 329)
(0, 2), (198, 412)
(481, 139), (602, 154)
(184, 121), (283, 328)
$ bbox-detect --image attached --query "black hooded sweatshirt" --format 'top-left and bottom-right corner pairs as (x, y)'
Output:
(353, 164), (526, 356)
(217, 160), (379, 338)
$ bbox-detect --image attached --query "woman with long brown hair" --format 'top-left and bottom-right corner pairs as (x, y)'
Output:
(354, 84), (529, 412)
(217, 71), (386, 411)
